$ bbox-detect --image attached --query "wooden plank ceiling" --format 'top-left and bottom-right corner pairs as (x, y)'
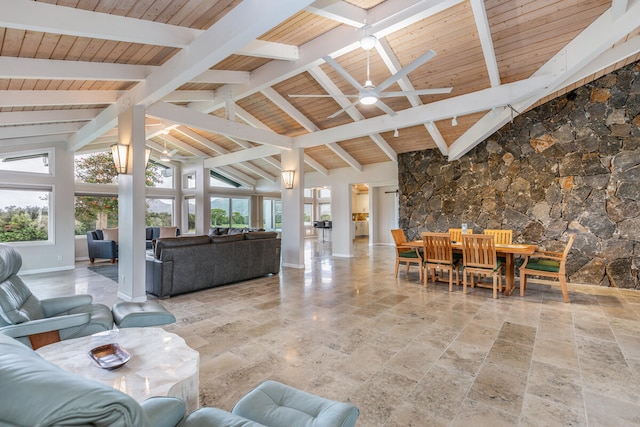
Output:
(0, 0), (639, 187)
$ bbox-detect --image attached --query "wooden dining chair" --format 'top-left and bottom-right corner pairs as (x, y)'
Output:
(461, 234), (503, 299)
(422, 232), (460, 291)
(391, 229), (422, 281)
(519, 234), (575, 303)
(449, 228), (473, 243)
(483, 229), (513, 244)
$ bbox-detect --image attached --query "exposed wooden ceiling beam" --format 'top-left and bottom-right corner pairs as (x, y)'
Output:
(0, 91), (118, 107)
(0, 122), (85, 140)
(0, 0), (199, 48)
(0, 109), (103, 126)
(148, 102), (293, 149)
(304, 0), (366, 27)
(0, 57), (250, 84)
(470, 0), (500, 87)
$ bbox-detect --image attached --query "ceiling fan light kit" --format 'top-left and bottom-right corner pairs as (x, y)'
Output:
(359, 35), (377, 51)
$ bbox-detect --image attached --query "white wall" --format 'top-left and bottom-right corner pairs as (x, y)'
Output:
(0, 140), (76, 274)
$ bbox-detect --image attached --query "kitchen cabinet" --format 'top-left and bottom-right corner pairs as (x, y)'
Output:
(353, 194), (369, 213)
(353, 221), (369, 237)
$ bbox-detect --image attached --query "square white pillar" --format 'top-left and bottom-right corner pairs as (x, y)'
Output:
(116, 105), (148, 302)
(281, 148), (304, 268)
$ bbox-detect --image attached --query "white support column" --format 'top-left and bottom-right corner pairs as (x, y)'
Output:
(331, 182), (353, 258)
(117, 105), (148, 302)
(281, 148), (305, 268)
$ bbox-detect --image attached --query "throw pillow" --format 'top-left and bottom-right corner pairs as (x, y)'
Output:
(159, 226), (178, 238)
(102, 228), (118, 242)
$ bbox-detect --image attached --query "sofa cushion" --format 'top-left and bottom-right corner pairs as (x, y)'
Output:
(209, 227), (229, 236)
(227, 228), (246, 235)
(159, 226), (178, 238)
(211, 234), (245, 243)
(243, 231), (278, 240)
(102, 227), (119, 242)
(155, 236), (211, 259)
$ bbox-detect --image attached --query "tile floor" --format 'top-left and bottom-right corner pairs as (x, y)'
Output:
(24, 238), (640, 426)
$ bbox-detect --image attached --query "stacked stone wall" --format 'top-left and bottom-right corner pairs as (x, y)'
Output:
(398, 62), (640, 288)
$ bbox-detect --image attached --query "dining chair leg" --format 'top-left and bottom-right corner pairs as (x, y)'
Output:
(492, 274), (498, 299)
(463, 272), (468, 294)
(448, 268), (453, 292)
(395, 260), (400, 278)
(560, 276), (569, 303)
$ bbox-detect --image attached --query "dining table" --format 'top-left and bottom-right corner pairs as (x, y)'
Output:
(403, 240), (537, 296)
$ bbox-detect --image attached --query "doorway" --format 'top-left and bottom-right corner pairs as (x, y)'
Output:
(352, 183), (369, 242)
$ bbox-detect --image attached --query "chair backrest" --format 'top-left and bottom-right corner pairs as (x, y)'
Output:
(0, 245), (45, 326)
(391, 229), (408, 246)
(461, 234), (497, 269)
(449, 228), (473, 243)
(483, 229), (513, 245)
(422, 232), (453, 264)
(561, 234), (576, 260)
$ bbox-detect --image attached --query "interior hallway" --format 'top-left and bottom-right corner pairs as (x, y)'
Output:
(23, 238), (640, 426)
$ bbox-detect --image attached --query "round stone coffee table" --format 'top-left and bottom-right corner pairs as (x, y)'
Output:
(36, 327), (200, 413)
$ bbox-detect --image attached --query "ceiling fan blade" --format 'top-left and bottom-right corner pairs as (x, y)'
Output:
(327, 100), (360, 119)
(378, 87), (453, 98)
(376, 49), (437, 93)
(373, 100), (397, 117)
(288, 94), (359, 98)
(168, 148), (179, 156)
(322, 55), (365, 92)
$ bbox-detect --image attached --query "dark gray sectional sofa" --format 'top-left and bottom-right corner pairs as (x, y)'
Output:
(145, 231), (281, 298)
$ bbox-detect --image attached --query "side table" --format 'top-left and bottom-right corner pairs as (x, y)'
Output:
(36, 327), (200, 413)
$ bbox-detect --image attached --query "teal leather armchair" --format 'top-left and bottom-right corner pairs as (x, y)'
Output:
(0, 244), (113, 348)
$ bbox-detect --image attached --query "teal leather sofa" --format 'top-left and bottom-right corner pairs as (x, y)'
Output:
(0, 332), (360, 426)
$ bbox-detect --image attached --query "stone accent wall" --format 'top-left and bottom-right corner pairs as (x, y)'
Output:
(398, 62), (640, 288)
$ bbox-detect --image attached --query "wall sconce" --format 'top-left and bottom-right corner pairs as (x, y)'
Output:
(281, 170), (295, 189)
(111, 143), (151, 174)
(111, 143), (129, 174)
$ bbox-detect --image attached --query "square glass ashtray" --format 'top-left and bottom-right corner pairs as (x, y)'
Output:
(88, 343), (131, 370)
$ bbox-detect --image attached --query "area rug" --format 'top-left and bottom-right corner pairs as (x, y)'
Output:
(87, 264), (118, 282)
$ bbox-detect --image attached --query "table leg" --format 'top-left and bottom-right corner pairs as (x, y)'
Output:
(505, 253), (514, 295)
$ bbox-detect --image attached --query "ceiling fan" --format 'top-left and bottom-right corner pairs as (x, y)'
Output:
(159, 140), (179, 162)
(289, 35), (452, 118)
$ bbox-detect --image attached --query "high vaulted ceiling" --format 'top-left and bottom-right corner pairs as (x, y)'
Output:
(1, 0), (639, 188)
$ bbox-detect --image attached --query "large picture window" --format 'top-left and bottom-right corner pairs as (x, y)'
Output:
(0, 187), (51, 243)
(74, 195), (118, 235)
(146, 198), (174, 226)
(210, 197), (250, 228)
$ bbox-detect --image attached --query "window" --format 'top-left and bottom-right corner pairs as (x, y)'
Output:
(75, 151), (165, 186)
(0, 151), (50, 175)
(185, 197), (196, 234)
(231, 198), (249, 227)
(210, 197), (230, 227)
(318, 188), (331, 198)
(210, 197), (250, 228)
(0, 187), (51, 243)
(263, 199), (282, 231)
(319, 203), (331, 221)
(304, 203), (313, 226)
(146, 198), (174, 226)
(74, 195), (118, 235)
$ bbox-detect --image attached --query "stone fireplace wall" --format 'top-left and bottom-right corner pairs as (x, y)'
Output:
(398, 62), (640, 288)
